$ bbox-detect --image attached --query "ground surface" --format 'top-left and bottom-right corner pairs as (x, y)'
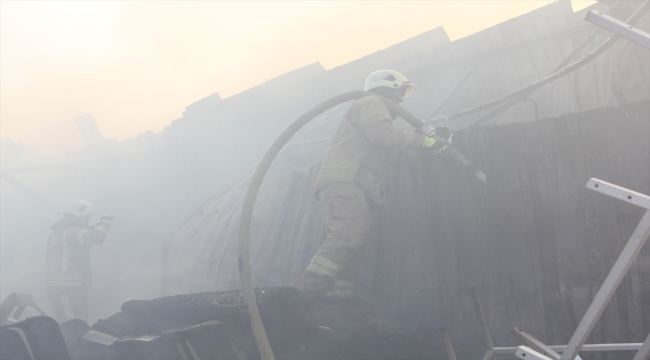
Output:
(62, 287), (433, 359)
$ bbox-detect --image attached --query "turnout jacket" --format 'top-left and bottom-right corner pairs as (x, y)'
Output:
(46, 221), (110, 288)
(315, 95), (426, 205)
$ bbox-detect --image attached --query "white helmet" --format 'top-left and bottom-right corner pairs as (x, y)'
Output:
(63, 200), (95, 218)
(364, 70), (416, 98)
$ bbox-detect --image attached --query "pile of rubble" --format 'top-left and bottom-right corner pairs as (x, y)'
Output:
(62, 287), (432, 359)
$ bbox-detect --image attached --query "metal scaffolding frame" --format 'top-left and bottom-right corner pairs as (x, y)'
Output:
(585, 9), (650, 49)
(442, 178), (649, 360)
(558, 178), (649, 360)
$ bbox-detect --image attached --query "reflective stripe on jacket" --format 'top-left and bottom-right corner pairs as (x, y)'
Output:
(315, 95), (425, 204)
(45, 273), (90, 288)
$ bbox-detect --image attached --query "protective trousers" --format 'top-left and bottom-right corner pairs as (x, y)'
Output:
(46, 287), (89, 322)
(300, 182), (371, 297)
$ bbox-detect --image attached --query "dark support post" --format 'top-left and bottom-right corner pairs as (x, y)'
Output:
(470, 284), (497, 360)
(441, 328), (458, 360)
(521, 99), (539, 121)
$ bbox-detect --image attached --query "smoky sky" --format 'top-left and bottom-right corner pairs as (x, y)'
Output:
(0, 1), (595, 154)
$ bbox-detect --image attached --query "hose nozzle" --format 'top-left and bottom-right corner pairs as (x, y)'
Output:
(420, 125), (487, 183)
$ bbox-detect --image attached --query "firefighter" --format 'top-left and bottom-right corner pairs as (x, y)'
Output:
(299, 70), (448, 297)
(46, 200), (112, 322)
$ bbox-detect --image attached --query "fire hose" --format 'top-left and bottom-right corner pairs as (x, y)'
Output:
(237, 90), (486, 360)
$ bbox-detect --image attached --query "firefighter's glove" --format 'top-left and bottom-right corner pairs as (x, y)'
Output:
(433, 144), (449, 155)
(422, 137), (435, 148)
(422, 137), (449, 155)
(98, 216), (114, 226)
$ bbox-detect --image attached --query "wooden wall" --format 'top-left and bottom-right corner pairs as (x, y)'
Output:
(163, 101), (649, 359)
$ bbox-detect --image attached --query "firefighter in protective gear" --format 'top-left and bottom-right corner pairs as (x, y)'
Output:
(46, 200), (112, 322)
(299, 70), (444, 297)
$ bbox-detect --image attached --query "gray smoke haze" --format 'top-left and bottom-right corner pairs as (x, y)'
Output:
(1, 1), (648, 328)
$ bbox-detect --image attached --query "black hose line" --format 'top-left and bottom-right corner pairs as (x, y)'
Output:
(237, 90), (482, 360)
